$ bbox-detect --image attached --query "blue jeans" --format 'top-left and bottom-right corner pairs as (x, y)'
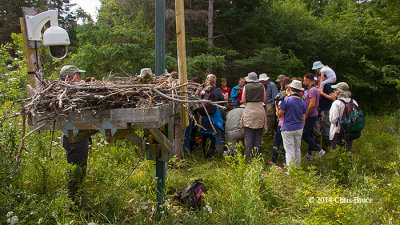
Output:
(183, 119), (193, 156)
(302, 116), (322, 154)
(271, 126), (283, 163)
(244, 127), (263, 161)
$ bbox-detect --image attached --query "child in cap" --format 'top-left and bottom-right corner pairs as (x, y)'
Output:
(312, 61), (337, 88)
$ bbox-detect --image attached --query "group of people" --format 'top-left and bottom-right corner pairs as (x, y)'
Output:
(189, 61), (358, 171)
(58, 60), (358, 203)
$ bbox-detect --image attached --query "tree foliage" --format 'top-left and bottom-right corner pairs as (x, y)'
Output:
(1, 0), (399, 109)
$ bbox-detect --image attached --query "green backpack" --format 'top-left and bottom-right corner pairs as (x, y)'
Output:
(339, 99), (365, 140)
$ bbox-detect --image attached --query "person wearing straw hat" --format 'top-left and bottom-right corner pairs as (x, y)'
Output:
(268, 77), (292, 166)
(277, 80), (307, 170)
(276, 74), (287, 89)
(240, 72), (267, 161)
(259, 73), (278, 132)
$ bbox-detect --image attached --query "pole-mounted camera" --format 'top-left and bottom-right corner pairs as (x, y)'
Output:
(24, 9), (70, 59)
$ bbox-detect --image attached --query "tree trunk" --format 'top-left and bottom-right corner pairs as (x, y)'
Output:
(207, 0), (213, 74)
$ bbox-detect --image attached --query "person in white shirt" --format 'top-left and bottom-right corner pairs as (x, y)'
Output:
(329, 82), (357, 152)
(312, 61), (337, 88)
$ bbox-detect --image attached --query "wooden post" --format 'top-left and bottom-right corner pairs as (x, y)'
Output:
(20, 17), (41, 96)
(175, 0), (189, 127)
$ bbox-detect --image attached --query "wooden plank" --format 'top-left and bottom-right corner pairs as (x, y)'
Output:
(147, 128), (173, 154)
(29, 106), (177, 131)
(68, 130), (98, 143)
(175, 0), (189, 127)
(20, 17), (42, 95)
(124, 131), (145, 150)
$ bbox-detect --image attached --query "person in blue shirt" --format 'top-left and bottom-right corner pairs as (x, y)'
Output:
(259, 73), (278, 131)
(230, 77), (245, 107)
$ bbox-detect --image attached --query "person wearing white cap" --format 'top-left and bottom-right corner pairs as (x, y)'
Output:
(277, 80), (307, 170)
(240, 72), (267, 161)
(312, 61), (337, 88)
(259, 73), (278, 131)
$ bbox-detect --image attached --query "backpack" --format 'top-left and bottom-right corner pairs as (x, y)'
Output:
(174, 179), (207, 209)
(339, 99), (365, 140)
(195, 86), (217, 116)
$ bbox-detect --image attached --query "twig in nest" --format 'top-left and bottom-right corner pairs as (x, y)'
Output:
(16, 102), (27, 161)
(58, 88), (67, 109)
(18, 123), (46, 159)
(106, 69), (113, 81)
(2, 113), (21, 120)
(182, 104), (205, 130)
(201, 102), (217, 134)
(22, 123), (46, 141)
(48, 119), (56, 160)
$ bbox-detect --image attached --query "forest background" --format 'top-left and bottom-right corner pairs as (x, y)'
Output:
(1, 0), (400, 110)
(0, 0), (400, 224)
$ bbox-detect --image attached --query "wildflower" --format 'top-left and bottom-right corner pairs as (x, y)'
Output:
(7, 216), (19, 225)
(203, 203), (212, 214)
(6, 212), (13, 218)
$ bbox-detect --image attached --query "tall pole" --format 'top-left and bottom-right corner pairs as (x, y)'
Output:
(154, 0), (167, 214)
(155, 0), (166, 76)
(20, 16), (41, 96)
(175, 0), (189, 127)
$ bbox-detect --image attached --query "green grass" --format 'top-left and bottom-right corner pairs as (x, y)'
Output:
(1, 103), (399, 224)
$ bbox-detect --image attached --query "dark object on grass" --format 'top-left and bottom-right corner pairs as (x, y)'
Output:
(174, 179), (207, 209)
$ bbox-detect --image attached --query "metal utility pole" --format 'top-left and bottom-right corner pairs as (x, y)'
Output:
(155, 0), (166, 77)
(154, 0), (167, 214)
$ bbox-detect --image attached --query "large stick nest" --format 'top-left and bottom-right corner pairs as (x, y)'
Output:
(24, 73), (201, 117)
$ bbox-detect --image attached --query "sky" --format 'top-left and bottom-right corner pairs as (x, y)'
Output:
(70, 0), (101, 22)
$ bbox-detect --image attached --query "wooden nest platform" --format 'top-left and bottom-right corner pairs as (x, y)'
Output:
(23, 73), (201, 131)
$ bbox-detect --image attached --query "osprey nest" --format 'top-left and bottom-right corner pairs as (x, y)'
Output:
(23, 73), (202, 117)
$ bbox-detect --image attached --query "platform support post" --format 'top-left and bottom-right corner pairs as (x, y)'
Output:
(155, 0), (167, 216)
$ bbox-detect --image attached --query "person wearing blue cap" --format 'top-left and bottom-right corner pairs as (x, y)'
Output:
(312, 61), (337, 88)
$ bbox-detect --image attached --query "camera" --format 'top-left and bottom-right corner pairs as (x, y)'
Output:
(25, 10), (70, 59)
(43, 26), (70, 59)
(275, 94), (286, 105)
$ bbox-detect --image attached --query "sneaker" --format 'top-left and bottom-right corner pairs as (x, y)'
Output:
(304, 153), (314, 160)
(267, 161), (276, 166)
(315, 149), (326, 158)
